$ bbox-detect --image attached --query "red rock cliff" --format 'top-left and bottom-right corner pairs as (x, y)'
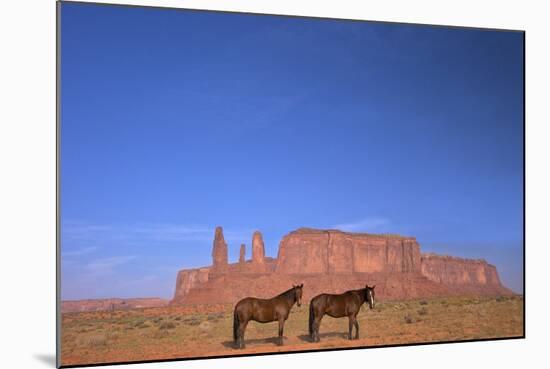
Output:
(275, 228), (421, 274)
(171, 227), (513, 305)
(420, 253), (510, 294)
(211, 226), (228, 270)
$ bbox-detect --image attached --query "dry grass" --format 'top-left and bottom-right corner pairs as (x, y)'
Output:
(61, 295), (523, 366)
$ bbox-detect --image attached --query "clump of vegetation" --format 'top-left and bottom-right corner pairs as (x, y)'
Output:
(134, 320), (151, 329)
(149, 329), (170, 339)
(184, 316), (201, 326)
(418, 307), (428, 316)
(159, 321), (176, 330)
(80, 333), (108, 347)
(199, 321), (212, 332)
(206, 312), (224, 322)
(392, 303), (406, 310)
(496, 296), (508, 303)
(404, 314), (416, 324)
(419, 300), (428, 305)
(174, 316), (182, 321)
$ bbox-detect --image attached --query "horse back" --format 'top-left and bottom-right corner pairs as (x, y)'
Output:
(235, 296), (278, 323)
(311, 291), (361, 318)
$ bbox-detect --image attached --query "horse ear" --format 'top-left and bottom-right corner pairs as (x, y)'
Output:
(300, 283), (303, 288)
(372, 285), (376, 289)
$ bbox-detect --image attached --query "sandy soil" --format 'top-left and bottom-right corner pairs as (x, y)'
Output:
(60, 295), (523, 366)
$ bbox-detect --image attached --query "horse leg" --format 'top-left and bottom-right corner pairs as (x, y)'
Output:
(354, 318), (360, 340)
(277, 318), (285, 346)
(236, 321), (243, 349)
(348, 316), (354, 340)
(313, 315), (323, 342)
(239, 320), (248, 349)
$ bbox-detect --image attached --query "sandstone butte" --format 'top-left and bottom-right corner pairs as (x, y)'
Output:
(171, 227), (514, 305)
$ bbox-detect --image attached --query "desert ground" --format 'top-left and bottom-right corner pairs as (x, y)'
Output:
(60, 295), (523, 366)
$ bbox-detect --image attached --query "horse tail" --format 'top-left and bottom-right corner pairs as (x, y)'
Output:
(233, 310), (239, 343)
(309, 300), (315, 336)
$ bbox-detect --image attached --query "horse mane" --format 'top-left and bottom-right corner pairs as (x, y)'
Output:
(277, 286), (297, 298)
(348, 288), (368, 303)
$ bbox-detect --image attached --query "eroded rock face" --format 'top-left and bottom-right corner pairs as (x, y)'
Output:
(275, 228), (421, 274)
(252, 231), (265, 264)
(211, 226), (228, 270)
(173, 267), (210, 302)
(420, 253), (502, 286)
(171, 227), (513, 305)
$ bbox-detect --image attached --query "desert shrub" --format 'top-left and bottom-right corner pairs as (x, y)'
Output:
(150, 329), (170, 339)
(81, 333), (108, 347)
(136, 322), (151, 329)
(418, 307), (428, 316)
(404, 314), (415, 324)
(107, 332), (120, 341)
(199, 321), (212, 332)
(496, 296), (507, 302)
(133, 318), (146, 327)
(159, 322), (176, 330)
(185, 317), (201, 326)
(207, 313), (224, 322)
(419, 300), (428, 305)
(174, 316), (182, 321)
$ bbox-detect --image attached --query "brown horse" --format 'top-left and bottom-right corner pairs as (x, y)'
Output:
(233, 284), (303, 349)
(309, 284), (375, 342)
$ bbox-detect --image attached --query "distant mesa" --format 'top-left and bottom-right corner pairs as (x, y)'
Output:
(171, 227), (514, 305)
(60, 227), (515, 312)
(61, 298), (169, 313)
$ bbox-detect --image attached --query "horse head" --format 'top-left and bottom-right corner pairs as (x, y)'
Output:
(292, 283), (304, 307)
(365, 284), (376, 309)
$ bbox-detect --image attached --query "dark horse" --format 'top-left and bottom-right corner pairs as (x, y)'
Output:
(309, 284), (375, 342)
(233, 284), (303, 349)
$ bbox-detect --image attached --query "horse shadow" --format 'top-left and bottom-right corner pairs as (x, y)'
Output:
(222, 336), (287, 349)
(297, 332), (349, 342)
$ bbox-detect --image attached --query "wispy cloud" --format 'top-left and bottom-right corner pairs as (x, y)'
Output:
(85, 255), (137, 276)
(62, 246), (99, 257)
(63, 221), (254, 244)
(60, 221), (257, 299)
(132, 224), (212, 241)
(62, 222), (112, 240)
(332, 217), (391, 233)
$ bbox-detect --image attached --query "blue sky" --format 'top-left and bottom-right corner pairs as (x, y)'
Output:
(60, 3), (524, 299)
